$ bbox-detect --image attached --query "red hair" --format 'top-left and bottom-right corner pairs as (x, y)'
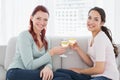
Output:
(29, 5), (49, 50)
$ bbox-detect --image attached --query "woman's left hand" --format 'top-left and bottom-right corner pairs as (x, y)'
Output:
(40, 66), (53, 80)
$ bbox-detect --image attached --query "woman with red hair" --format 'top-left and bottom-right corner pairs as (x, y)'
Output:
(6, 5), (72, 80)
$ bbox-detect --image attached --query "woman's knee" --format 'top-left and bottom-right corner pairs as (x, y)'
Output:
(6, 69), (16, 80)
(56, 68), (78, 76)
(90, 76), (111, 80)
(54, 71), (71, 79)
(53, 77), (73, 80)
(56, 69), (73, 73)
(56, 69), (65, 72)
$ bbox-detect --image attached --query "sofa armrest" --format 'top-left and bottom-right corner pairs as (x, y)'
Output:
(4, 37), (17, 70)
(0, 46), (6, 66)
(0, 65), (6, 80)
(116, 44), (120, 68)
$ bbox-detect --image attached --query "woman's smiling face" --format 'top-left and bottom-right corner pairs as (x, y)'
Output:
(31, 10), (49, 33)
(87, 10), (104, 32)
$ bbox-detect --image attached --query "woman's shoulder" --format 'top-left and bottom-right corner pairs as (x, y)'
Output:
(17, 30), (33, 41)
(18, 30), (31, 38)
(95, 31), (110, 43)
(96, 31), (106, 39)
(19, 30), (29, 36)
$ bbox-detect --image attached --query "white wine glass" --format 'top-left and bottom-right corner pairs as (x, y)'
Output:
(59, 39), (69, 58)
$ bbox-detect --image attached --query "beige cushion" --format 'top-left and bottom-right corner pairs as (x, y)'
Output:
(0, 66), (6, 80)
(50, 37), (62, 71)
(0, 46), (6, 66)
(116, 44), (120, 67)
(4, 37), (17, 70)
(61, 37), (89, 69)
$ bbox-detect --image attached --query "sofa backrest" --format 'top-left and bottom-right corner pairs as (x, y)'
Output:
(4, 37), (17, 70)
(4, 36), (90, 71)
(50, 37), (90, 70)
(0, 46), (6, 66)
(60, 37), (89, 69)
(4, 37), (63, 70)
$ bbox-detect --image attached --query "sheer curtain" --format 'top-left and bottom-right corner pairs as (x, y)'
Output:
(53, 0), (103, 37)
(0, 0), (1, 43)
(0, 0), (52, 45)
(0, 0), (119, 45)
(115, 0), (120, 44)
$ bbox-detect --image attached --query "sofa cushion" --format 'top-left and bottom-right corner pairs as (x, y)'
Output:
(52, 55), (62, 71)
(0, 46), (6, 66)
(0, 66), (6, 80)
(61, 50), (89, 69)
(50, 37), (62, 71)
(61, 37), (89, 69)
(116, 44), (120, 67)
(4, 37), (17, 70)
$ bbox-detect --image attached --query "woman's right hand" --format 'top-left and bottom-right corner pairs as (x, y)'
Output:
(49, 46), (67, 56)
(70, 42), (80, 51)
(40, 66), (53, 80)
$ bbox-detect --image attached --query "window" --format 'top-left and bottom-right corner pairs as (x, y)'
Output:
(0, 0), (118, 45)
(0, 0), (48, 45)
(53, 0), (103, 37)
(0, 0), (1, 43)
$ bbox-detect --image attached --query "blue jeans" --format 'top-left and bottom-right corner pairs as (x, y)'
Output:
(54, 71), (73, 80)
(6, 68), (73, 80)
(56, 69), (111, 80)
(6, 68), (42, 80)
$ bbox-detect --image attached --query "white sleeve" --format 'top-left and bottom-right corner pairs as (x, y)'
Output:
(93, 35), (106, 62)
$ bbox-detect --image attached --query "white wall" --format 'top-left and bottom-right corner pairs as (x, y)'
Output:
(115, 0), (120, 44)
(0, 0), (120, 45)
(104, 0), (115, 32)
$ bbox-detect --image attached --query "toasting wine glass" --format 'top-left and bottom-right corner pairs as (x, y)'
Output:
(68, 38), (77, 46)
(59, 40), (69, 58)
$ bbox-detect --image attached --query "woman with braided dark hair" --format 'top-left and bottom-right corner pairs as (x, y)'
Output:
(56, 7), (119, 80)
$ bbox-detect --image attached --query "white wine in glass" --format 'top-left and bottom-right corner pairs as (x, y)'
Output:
(59, 40), (69, 58)
(68, 38), (76, 46)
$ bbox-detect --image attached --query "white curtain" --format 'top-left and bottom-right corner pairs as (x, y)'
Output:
(0, 0), (119, 45)
(0, 0), (52, 45)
